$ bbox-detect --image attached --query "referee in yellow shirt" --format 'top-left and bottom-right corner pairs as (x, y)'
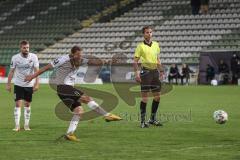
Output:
(133, 26), (163, 128)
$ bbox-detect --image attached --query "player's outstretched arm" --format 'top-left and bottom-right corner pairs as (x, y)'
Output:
(25, 64), (53, 82)
(87, 58), (105, 65)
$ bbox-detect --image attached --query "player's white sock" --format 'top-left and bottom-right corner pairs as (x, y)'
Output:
(87, 101), (109, 116)
(66, 114), (80, 134)
(14, 107), (21, 128)
(24, 107), (31, 126)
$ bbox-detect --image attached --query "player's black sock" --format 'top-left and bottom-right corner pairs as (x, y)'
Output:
(140, 101), (147, 123)
(151, 100), (159, 121)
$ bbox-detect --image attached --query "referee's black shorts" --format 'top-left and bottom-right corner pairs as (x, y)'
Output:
(14, 85), (33, 102)
(140, 67), (161, 93)
(57, 85), (84, 111)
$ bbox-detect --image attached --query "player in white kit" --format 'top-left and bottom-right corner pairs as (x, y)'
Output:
(6, 40), (39, 131)
(25, 46), (122, 141)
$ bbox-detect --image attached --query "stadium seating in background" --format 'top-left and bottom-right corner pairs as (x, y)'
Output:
(39, 0), (240, 65)
(0, 0), (123, 65)
(0, 0), (240, 66)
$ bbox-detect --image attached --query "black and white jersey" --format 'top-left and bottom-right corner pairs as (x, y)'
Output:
(50, 55), (88, 86)
(10, 53), (39, 87)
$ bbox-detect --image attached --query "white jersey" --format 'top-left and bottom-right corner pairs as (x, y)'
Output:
(50, 55), (88, 86)
(10, 53), (39, 87)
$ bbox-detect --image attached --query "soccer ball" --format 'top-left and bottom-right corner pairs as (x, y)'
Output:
(211, 79), (218, 86)
(213, 110), (228, 124)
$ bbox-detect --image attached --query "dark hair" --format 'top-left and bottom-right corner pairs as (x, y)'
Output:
(20, 40), (29, 46)
(71, 45), (82, 54)
(142, 26), (152, 34)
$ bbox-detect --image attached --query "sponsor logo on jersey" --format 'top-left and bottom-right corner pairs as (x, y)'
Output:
(53, 59), (59, 65)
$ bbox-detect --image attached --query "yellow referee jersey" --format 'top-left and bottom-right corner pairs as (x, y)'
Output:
(134, 41), (160, 69)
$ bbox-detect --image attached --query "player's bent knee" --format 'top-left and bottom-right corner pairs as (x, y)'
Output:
(16, 100), (22, 107)
(73, 106), (84, 115)
(24, 101), (31, 107)
(141, 97), (148, 103)
(80, 95), (92, 104)
(141, 93), (148, 103)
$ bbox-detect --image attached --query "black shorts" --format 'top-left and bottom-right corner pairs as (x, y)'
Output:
(14, 85), (33, 102)
(57, 85), (84, 111)
(140, 68), (161, 93)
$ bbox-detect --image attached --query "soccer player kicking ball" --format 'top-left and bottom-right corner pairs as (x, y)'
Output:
(25, 46), (122, 141)
(6, 40), (39, 131)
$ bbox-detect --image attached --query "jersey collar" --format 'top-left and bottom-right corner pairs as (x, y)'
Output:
(20, 52), (29, 58)
(143, 40), (152, 47)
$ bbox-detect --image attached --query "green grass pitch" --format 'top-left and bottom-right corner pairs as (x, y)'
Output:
(0, 84), (240, 160)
